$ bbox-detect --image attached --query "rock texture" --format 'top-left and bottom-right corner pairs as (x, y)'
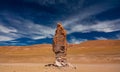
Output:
(52, 23), (68, 67)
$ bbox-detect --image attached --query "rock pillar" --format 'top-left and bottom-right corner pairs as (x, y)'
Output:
(52, 23), (68, 67)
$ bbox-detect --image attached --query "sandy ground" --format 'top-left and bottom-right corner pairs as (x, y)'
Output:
(0, 63), (120, 72)
(0, 43), (120, 72)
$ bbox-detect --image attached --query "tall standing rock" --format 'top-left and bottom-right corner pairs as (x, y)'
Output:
(45, 23), (75, 68)
(52, 23), (68, 67)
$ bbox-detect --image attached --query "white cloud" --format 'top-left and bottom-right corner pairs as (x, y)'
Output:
(62, 0), (119, 27)
(91, 19), (120, 32)
(0, 13), (55, 41)
(95, 37), (108, 40)
(26, 21), (55, 35)
(0, 0), (119, 42)
(62, 0), (120, 34)
(32, 36), (47, 40)
(66, 19), (120, 34)
(0, 24), (17, 33)
(0, 10), (56, 41)
(0, 14), (119, 42)
(0, 23), (19, 41)
(0, 36), (15, 41)
(0, 16), (54, 42)
(69, 37), (87, 44)
(20, 20), (55, 40)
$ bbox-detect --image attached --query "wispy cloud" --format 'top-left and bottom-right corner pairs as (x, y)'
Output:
(0, 22), (19, 41)
(0, 0), (119, 45)
(0, 12), (55, 41)
(0, 24), (17, 33)
(25, 21), (55, 39)
(62, 0), (120, 26)
(0, 11), (119, 42)
(95, 37), (108, 40)
(65, 19), (120, 34)
(0, 36), (15, 41)
(68, 37), (87, 44)
(62, 0), (120, 35)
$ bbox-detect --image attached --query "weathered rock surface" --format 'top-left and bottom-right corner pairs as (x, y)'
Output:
(52, 23), (68, 67)
(45, 23), (75, 68)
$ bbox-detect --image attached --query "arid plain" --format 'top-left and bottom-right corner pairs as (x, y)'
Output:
(0, 40), (120, 72)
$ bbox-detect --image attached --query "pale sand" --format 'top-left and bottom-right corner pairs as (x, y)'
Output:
(0, 63), (120, 72)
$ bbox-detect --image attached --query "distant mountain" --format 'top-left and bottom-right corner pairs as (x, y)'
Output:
(79, 40), (120, 47)
(69, 40), (120, 48)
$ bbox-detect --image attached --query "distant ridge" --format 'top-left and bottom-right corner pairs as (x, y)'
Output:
(79, 40), (120, 47)
(69, 40), (120, 48)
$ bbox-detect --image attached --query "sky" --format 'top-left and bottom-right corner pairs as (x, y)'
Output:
(0, 0), (120, 46)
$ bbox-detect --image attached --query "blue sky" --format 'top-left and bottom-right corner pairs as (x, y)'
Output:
(0, 0), (120, 46)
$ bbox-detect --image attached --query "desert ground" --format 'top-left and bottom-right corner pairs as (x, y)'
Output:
(0, 40), (120, 72)
(0, 63), (120, 72)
